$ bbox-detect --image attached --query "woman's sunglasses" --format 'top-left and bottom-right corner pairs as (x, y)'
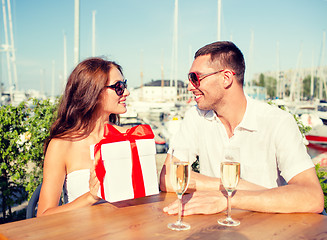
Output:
(105, 79), (127, 96)
(188, 69), (235, 88)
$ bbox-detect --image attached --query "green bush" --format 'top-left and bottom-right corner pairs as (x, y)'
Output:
(0, 102), (30, 221)
(24, 98), (58, 199)
(315, 164), (327, 212)
(0, 98), (58, 222)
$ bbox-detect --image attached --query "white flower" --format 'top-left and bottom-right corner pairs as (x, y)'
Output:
(17, 131), (32, 151)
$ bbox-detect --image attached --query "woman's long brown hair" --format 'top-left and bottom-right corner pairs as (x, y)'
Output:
(44, 57), (122, 153)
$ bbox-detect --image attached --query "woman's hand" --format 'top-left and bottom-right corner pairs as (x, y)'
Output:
(89, 163), (101, 201)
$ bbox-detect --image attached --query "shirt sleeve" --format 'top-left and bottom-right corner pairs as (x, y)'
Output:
(274, 112), (314, 183)
(168, 107), (200, 164)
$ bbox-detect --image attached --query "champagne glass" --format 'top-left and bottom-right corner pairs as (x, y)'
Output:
(167, 148), (191, 231)
(218, 146), (241, 227)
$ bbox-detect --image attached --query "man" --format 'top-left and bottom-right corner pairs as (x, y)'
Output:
(160, 41), (324, 215)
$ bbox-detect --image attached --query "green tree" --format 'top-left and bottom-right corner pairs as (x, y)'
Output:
(24, 98), (58, 198)
(0, 103), (30, 221)
(265, 76), (277, 99)
(303, 75), (311, 98)
(252, 74), (277, 99)
(252, 73), (265, 87)
(258, 73), (265, 87)
(302, 75), (319, 99)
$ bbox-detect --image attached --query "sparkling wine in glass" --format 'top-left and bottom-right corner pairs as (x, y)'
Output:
(218, 146), (241, 226)
(167, 148), (191, 231)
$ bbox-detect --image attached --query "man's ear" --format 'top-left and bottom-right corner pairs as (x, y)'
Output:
(223, 70), (234, 89)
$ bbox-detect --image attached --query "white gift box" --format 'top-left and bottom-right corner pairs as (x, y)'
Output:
(91, 138), (159, 202)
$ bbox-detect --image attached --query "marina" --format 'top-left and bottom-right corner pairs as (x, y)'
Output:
(0, 0), (327, 225)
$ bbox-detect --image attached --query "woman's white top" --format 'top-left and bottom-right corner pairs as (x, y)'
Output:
(63, 169), (90, 203)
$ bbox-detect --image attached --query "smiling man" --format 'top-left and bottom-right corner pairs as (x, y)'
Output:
(159, 41), (324, 215)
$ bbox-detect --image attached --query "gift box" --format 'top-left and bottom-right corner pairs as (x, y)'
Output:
(92, 124), (159, 202)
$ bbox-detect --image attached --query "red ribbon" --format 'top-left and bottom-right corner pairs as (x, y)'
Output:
(94, 124), (154, 200)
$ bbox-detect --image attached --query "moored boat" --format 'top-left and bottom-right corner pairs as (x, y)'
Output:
(306, 125), (327, 156)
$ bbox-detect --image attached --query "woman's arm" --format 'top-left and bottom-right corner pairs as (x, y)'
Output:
(36, 139), (101, 217)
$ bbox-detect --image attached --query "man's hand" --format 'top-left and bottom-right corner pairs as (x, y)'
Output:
(160, 154), (221, 193)
(163, 191), (227, 216)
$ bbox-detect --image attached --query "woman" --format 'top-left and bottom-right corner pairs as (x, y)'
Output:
(37, 57), (130, 217)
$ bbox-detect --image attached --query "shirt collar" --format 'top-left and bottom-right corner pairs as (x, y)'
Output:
(196, 107), (216, 120)
(197, 95), (258, 132)
(237, 95), (258, 131)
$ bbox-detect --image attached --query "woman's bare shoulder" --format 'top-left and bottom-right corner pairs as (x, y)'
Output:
(47, 138), (73, 150)
(45, 137), (93, 172)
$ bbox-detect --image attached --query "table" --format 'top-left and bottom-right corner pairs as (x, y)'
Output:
(0, 192), (326, 240)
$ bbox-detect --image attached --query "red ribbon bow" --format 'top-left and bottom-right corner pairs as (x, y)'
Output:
(94, 124), (154, 200)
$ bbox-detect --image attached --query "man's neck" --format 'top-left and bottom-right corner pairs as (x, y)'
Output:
(215, 91), (247, 138)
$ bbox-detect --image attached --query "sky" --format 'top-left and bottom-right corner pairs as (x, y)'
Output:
(0, 0), (327, 96)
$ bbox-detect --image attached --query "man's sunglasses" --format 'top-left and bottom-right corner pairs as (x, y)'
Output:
(105, 79), (127, 96)
(188, 69), (235, 88)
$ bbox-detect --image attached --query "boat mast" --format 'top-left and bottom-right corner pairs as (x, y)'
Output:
(63, 31), (67, 90)
(74, 0), (80, 66)
(51, 60), (55, 99)
(310, 51), (314, 99)
(246, 30), (254, 86)
(276, 41), (281, 98)
(318, 31), (326, 100)
(161, 49), (164, 100)
(92, 10), (96, 57)
(6, 0), (17, 90)
(170, 0), (178, 97)
(1, 0), (12, 99)
(217, 0), (221, 40)
(290, 45), (303, 101)
(140, 49), (144, 101)
(40, 68), (45, 96)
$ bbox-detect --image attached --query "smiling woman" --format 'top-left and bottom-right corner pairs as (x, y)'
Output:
(36, 57), (132, 217)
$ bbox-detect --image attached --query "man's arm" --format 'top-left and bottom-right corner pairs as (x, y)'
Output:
(233, 167), (324, 213)
(160, 153), (267, 193)
(163, 167), (324, 215)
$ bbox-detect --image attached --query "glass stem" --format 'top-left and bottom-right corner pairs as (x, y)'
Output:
(227, 191), (232, 219)
(177, 194), (182, 223)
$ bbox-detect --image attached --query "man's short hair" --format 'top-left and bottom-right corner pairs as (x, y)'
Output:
(195, 41), (245, 85)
